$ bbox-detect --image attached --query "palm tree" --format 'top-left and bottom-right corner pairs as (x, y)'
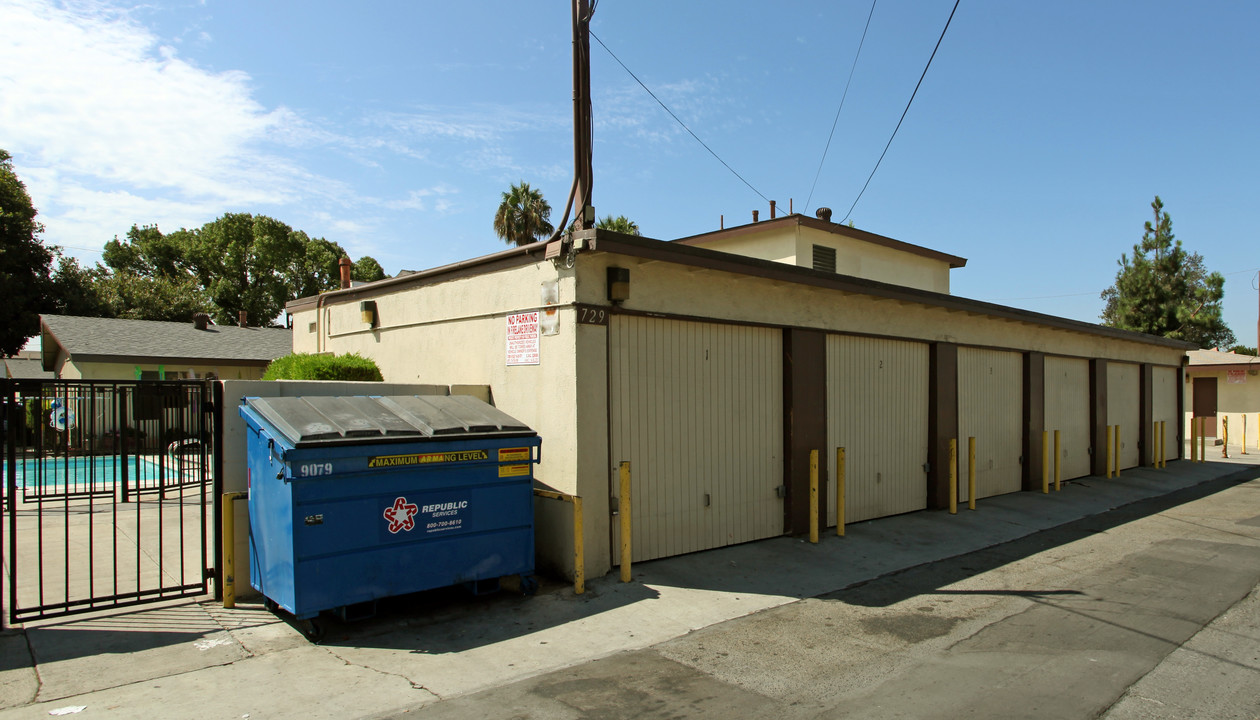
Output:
(569, 214), (642, 236)
(493, 182), (553, 247)
(596, 215), (640, 236)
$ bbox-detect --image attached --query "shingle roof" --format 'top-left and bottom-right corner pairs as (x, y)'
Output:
(4, 357), (54, 379)
(1187, 349), (1260, 367)
(40, 315), (292, 368)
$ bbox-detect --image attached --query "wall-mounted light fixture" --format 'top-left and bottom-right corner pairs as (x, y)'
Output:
(360, 300), (378, 328)
(607, 267), (630, 303)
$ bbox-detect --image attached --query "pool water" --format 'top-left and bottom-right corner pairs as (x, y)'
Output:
(5, 455), (177, 492)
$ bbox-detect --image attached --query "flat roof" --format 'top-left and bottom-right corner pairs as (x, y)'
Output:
(673, 214), (968, 269)
(1187, 349), (1260, 368)
(287, 229), (1192, 352)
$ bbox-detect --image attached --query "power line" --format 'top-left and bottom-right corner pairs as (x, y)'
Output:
(805, 0), (878, 214)
(842, 0), (960, 223)
(590, 30), (770, 204)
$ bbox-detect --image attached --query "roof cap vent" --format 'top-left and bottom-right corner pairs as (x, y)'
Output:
(815, 207), (833, 223)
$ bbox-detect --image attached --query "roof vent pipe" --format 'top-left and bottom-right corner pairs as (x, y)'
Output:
(816, 207), (833, 223)
(339, 257), (353, 289)
(770, 200), (776, 219)
(238, 310), (247, 328)
(752, 209), (759, 223)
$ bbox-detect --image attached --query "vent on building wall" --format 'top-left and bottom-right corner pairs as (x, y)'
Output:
(812, 245), (836, 273)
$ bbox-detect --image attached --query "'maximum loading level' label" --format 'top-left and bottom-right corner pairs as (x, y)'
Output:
(367, 450), (488, 468)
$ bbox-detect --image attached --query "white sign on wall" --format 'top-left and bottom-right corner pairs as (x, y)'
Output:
(506, 312), (540, 365)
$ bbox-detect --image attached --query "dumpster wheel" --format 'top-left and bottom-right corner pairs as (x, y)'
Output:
(520, 574), (538, 596)
(300, 618), (326, 643)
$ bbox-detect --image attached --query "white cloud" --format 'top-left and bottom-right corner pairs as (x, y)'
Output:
(0, 0), (572, 270)
(382, 185), (459, 212)
(0, 0), (352, 247)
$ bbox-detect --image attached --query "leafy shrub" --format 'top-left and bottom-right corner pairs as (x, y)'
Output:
(262, 353), (384, 382)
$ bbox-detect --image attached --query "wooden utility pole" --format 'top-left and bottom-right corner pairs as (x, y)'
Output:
(573, 0), (594, 230)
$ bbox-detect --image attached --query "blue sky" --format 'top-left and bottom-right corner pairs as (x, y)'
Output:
(2, 1), (1257, 345)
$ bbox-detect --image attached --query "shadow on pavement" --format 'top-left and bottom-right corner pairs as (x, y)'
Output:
(825, 469), (1258, 608)
(278, 572), (661, 652)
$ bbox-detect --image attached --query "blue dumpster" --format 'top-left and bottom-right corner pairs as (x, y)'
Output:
(238, 394), (540, 633)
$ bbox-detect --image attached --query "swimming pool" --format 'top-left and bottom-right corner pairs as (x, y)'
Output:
(3, 455), (196, 495)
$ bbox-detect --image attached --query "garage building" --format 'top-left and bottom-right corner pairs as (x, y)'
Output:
(287, 213), (1191, 579)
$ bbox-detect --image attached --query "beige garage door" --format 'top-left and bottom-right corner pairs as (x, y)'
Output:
(1044, 356), (1091, 481)
(1153, 365), (1179, 464)
(958, 347), (1023, 500)
(608, 316), (783, 563)
(1107, 362), (1141, 470)
(826, 335), (929, 524)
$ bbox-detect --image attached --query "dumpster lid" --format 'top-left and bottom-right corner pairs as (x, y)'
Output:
(241, 394), (534, 446)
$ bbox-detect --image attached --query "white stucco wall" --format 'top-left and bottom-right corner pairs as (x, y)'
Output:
(583, 253), (1185, 367)
(683, 223), (954, 293)
(288, 260), (605, 578)
(1184, 365), (1260, 447)
(284, 246), (1187, 580)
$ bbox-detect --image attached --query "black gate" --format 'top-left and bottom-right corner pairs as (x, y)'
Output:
(2, 379), (222, 626)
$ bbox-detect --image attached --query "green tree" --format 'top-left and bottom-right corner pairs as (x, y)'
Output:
(0, 149), (54, 355)
(48, 256), (110, 317)
(493, 181), (553, 247)
(95, 271), (213, 321)
(595, 214), (641, 236)
(184, 213), (305, 326)
(1228, 345), (1257, 356)
(1100, 196), (1234, 349)
(353, 255), (386, 283)
(285, 233), (349, 300)
(99, 224), (213, 321)
(100, 218), (385, 321)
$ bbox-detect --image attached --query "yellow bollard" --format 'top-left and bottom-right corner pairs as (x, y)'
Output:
(1190, 416), (1198, 462)
(222, 491), (248, 609)
(1199, 417), (1206, 462)
(1041, 430), (1049, 494)
(968, 437), (976, 511)
(809, 449), (819, 544)
(533, 488), (586, 594)
(1114, 424), (1121, 477)
(1157, 421), (1164, 469)
(949, 438), (958, 515)
(1222, 416), (1229, 459)
(1106, 425), (1114, 478)
(572, 496), (585, 595)
(1054, 430), (1061, 491)
(836, 447), (846, 537)
(1243, 415), (1248, 455)
(620, 461), (632, 583)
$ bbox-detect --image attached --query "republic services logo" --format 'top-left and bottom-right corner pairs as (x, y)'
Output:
(383, 497), (419, 534)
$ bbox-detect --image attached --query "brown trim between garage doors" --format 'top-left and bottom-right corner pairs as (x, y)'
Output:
(600, 305), (1184, 542)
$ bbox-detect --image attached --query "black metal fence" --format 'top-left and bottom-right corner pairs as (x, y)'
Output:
(2, 379), (222, 626)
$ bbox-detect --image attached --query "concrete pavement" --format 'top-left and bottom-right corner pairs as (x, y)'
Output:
(1, 450), (1258, 718)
